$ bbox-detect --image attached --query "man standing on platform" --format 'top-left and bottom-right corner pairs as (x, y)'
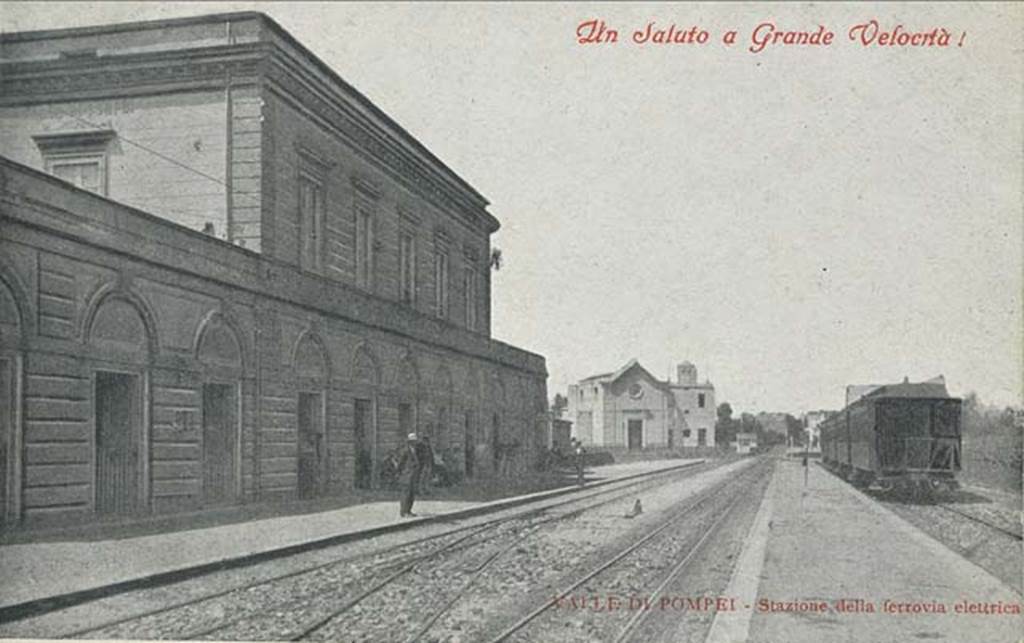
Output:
(397, 433), (423, 517)
(571, 437), (586, 486)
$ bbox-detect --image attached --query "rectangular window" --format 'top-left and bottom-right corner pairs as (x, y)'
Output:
(698, 393), (706, 408)
(698, 428), (707, 446)
(464, 266), (477, 330)
(400, 232), (416, 305)
(47, 154), (105, 195)
(35, 130), (114, 196)
(435, 250), (449, 318)
(355, 206), (374, 290)
(299, 172), (325, 273)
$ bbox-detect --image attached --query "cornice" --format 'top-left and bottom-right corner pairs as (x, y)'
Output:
(263, 50), (499, 234)
(0, 38), (502, 235)
(0, 45), (265, 105)
(32, 129), (117, 152)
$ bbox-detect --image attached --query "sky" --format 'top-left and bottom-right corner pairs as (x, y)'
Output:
(2, 2), (1021, 414)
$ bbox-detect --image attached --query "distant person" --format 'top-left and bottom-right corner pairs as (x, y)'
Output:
(396, 433), (423, 517)
(573, 438), (586, 486)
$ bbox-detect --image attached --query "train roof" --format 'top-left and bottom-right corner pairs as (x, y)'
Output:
(863, 381), (954, 400)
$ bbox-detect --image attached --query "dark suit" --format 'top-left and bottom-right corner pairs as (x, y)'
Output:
(397, 442), (423, 516)
(574, 445), (586, 486)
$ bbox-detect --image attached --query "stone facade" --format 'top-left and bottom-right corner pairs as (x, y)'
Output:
(0, 13), (547, 527)
(566, 359), (715, 450)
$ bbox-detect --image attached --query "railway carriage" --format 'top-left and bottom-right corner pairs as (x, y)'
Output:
(820, 381), (961, 493)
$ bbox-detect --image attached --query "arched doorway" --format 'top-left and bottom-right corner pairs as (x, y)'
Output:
(351, 344), (380, 489)
(462, 367), (481, 479)
(0, 276), (24, 526)
(196, 313), (244, 506)
(86, 292), (153, 515)
(489, 374), (505, 476)
(394, 351), (421, 447)
(432, 364), (453, 464)
(293, 332), (329, 499)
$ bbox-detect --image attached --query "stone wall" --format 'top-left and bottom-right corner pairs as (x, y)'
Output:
(0, 158), (547, 526)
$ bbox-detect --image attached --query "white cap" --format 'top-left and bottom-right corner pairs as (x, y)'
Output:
(407, 433), (418, 441)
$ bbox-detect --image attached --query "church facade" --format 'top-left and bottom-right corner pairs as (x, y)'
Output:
(566, 360), (715, 450)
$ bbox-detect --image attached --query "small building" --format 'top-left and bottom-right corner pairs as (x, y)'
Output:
(565, 359), (715, 450)
(734, 432), (757, 455)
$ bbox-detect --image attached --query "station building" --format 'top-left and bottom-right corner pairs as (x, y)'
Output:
(0, 12), (548, 527)
(565, 360), (715, 450)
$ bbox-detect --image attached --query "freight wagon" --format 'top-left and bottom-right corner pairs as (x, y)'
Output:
(820, 380), (961, 494)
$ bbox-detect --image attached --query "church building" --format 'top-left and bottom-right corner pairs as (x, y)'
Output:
(566, 360), (715, 450)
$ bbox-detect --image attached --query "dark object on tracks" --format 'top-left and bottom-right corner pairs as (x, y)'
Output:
(820, 379), (962, 495)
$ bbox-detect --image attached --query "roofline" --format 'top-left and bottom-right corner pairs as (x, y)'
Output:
(0, 11), (498, 228)
(0, 11), (264, 42)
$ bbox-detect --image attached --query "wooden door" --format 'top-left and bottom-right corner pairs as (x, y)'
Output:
(202, 383), (236, 505)
(627, 419), (643, 450)
(95, 372), (140, 514)
(399, 403), (413, 438)
(297, 392), (322, 499)
(436, 406), (448, 453)
(354, 398), (372, 489)
(464, 411), (475, 478)
(491, 413), (501, 472)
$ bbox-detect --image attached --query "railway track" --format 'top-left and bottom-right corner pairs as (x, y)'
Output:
(199, 461), (763, 641)
(57, 459), (725, 640)
(934, 504), (1022, 542)
(487, 461), (771, 643)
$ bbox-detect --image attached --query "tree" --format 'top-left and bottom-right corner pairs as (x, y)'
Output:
(785, 414), (805, 447)
(717, 402), (733, 423)
(960, 391), (1022, 492)
(715, 402), (737, 445)
(743, 412), (785, 448)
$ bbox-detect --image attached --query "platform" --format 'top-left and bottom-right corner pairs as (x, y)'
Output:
(0, 459), (702, 615)
(708, 458), (1022, 643)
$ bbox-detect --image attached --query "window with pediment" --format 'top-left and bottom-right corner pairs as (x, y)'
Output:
(34, 130), (116, 196)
